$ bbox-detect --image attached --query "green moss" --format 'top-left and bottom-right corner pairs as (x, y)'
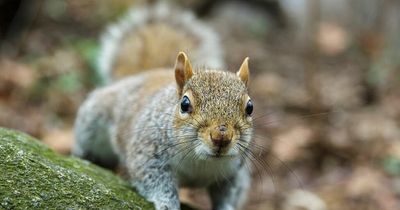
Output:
(0, 127), (154, 210)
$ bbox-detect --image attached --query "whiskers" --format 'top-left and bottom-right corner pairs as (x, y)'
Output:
(156, 118), (202, 171)
(235, 132), (305, 202)
(252, 111), (334, 129)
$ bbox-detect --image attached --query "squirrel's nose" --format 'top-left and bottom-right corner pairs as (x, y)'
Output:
(218, 124), (227, 132)
(210, 124), (232, 148)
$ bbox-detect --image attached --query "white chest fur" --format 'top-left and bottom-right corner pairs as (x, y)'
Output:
(170, 153), (242, 187)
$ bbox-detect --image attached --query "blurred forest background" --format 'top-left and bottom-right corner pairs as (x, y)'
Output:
(1, 0), (400, 209)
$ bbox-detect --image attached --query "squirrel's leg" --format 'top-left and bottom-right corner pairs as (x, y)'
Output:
(72, 94), (119, 169)
(127, 157), (180, 210)
(208, 166), (251, 210)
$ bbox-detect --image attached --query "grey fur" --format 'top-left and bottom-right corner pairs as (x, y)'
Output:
(73, 69), (253, 210)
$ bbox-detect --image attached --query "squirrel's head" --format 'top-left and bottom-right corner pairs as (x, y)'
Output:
(173, 52), (253, 159)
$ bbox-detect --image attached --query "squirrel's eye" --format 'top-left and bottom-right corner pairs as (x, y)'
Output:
(245, 100), (253, 116)
(181, 96), (191, 113)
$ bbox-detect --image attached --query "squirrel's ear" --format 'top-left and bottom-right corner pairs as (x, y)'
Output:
(237, 57), (250, 87)
(175, 52), (193, 94)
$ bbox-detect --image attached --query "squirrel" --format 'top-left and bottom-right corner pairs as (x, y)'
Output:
(73, 3), (253, 210)
(96, 2), (225, 84)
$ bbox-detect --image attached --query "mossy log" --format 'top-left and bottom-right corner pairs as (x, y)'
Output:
(0, 128), (160, 209)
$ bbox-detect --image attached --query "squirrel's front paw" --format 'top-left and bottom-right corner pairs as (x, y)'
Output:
(156, 205), (169, 210)
(155, 204), (177, 210)
(154, 201), (180, 210)
(215, 204), (235, 210)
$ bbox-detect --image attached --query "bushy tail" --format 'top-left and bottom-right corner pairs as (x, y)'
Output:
(96, 2), (225, 85)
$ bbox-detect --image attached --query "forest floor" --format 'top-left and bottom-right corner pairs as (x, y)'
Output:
(1, 1), (399, 210)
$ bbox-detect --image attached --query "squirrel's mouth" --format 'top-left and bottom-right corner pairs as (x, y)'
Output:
(204, 147), (237, 158)
(195, 135), (239, 159)
(205, 153), (236, 159)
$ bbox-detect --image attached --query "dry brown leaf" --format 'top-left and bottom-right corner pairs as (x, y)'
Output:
(42, 128), (74, 155)
(0, 59), (37, 93)
(283, 189), (326, 210)
(317, 22), (349, 56)
(272, 125), (314, 162)
(179, 188), (211, 210)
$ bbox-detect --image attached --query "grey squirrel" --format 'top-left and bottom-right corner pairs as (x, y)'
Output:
(73, 3), (253, 210)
